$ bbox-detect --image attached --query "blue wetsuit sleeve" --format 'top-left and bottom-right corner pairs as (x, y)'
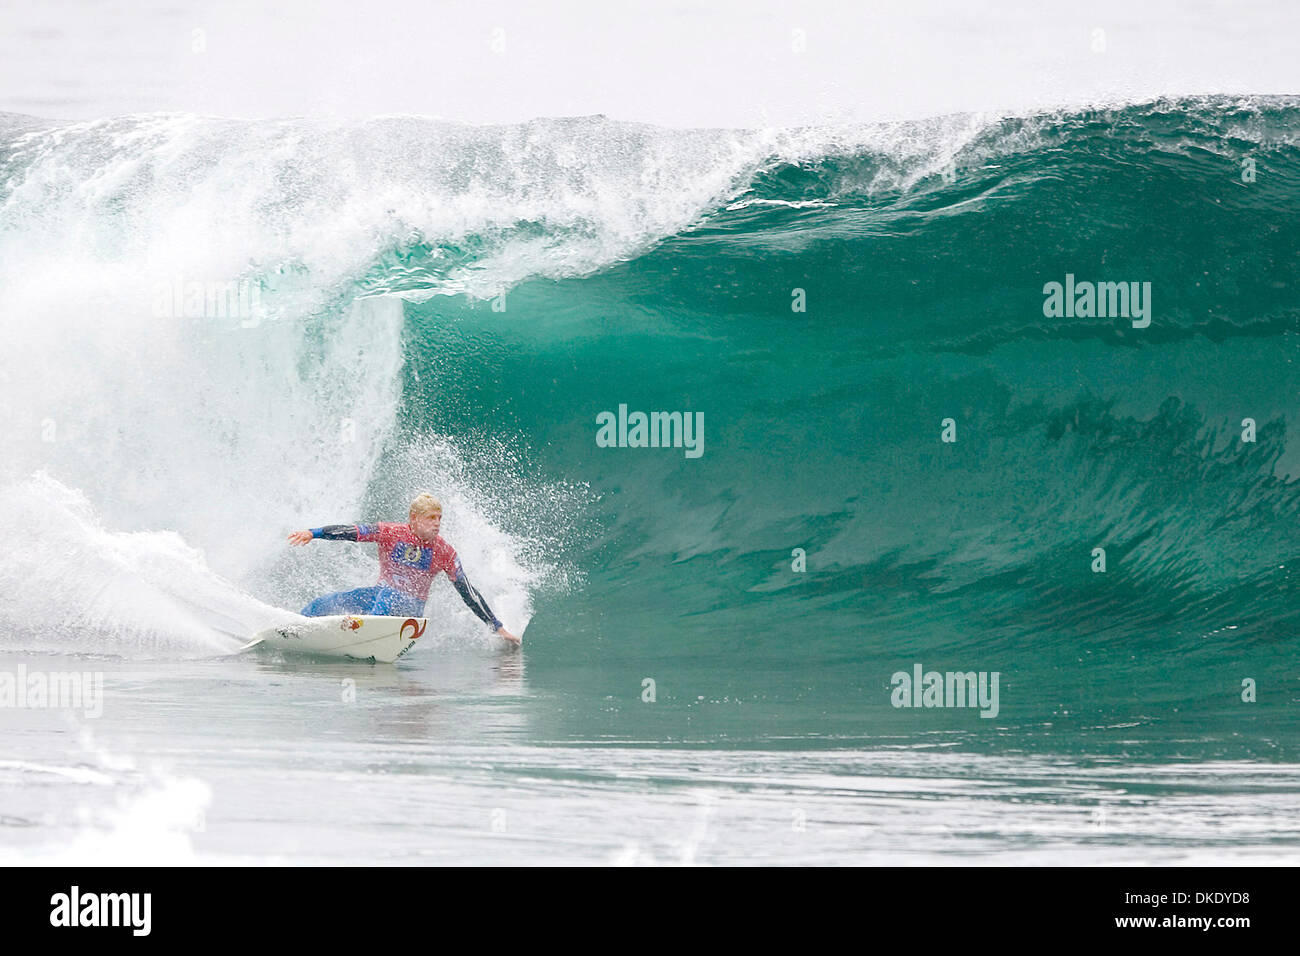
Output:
(451, 565), (502, 629)
(311, 525), (361, 541)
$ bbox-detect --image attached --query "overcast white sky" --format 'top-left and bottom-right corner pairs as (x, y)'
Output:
(2, 0), (1298, 126)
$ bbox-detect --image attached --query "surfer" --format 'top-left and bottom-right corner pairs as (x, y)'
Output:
(287, 492), (521, 645)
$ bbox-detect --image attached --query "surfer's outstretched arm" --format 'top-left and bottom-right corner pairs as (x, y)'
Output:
(288, 525), (377, 545)
(451, 564), (501, 627)
(450, 562), (520, 645)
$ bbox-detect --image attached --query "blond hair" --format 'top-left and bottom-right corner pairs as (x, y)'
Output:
(409, 492), (443, 518)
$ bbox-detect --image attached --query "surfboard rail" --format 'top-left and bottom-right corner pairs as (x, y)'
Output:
(245, 615), (427, 663)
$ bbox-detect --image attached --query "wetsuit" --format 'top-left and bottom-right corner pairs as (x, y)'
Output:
(301, 523), (503, 629)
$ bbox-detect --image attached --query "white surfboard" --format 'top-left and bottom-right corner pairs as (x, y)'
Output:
(242, 615), (428, 663)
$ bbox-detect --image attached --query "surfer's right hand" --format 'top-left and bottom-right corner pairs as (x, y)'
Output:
(287, 529), (314, 546)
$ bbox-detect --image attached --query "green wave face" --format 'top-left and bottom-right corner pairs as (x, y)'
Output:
(392, 100), (1299, 747)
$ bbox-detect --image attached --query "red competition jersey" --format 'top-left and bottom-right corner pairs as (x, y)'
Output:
(355, 522), (459, 601)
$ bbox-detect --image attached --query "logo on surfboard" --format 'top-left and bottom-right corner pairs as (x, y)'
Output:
(400, 618), (427, 641)
(340, 617), (363, 631)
